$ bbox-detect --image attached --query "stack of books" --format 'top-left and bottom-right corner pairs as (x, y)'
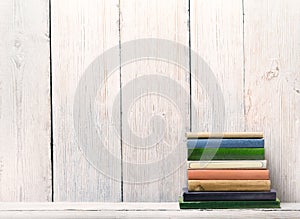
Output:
(179, 132), (280, 209)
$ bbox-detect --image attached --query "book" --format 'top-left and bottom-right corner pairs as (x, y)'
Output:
(186, 132), (264, 139)
(188, 169), (269, 180)
(188, 180), (271, 192)
(182, 188), (277, 201)
(179, 197), (280, 209)
(187, 139), (264, 148)
(187, 160), (267, 169)
(188, 148), (265, 160)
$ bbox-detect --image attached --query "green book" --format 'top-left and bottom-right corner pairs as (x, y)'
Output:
(188, 148), (264, 160)
(179, 197), (280, 209)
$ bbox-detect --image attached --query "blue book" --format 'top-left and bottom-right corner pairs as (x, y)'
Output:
(187, 139), (264, 148)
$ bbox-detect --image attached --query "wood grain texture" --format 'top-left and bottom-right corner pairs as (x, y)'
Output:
(52, 0), (121, 201)
(190, 0), (244, 132)
(120, 0), (189, 201)
(0, 201), (299, 211)
(244, 0), (300, 202)
(0, 202), (299, 218)
(1, 0), (299, 202)
(0, 0), (51, 201)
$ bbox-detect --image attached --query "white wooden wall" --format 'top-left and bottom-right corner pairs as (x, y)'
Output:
(0, 0), (299, 202)
(0, 0), (51, 201)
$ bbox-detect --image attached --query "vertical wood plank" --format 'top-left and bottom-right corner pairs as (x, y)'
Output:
(52, 0), (121, 201)
(120, 0), (190, 201)
(0, 0), (51, 201)
(190, 0), (244, 132)
(244, 0), (300, 201)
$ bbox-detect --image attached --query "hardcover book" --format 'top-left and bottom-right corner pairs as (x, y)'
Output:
(188, 169), (269, 180)
(182, 188), (277, 201)
(188, 180), (271, 192)
(188, 148), (265, 160)
(186, 132), (264, 139)
(187, 160), (267, 169)
(179, 197), (280, 209)
(187, 139), (264, 148)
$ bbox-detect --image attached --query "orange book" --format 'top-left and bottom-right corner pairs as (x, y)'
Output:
(188, 169), (269, 180)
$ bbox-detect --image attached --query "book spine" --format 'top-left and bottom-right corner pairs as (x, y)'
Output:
(186, 132), (264, 139)
(183, 189), (277, 201)
(188, 148), (265, 160)
(187, 139), (264, 148)
(179, 198), (280, 209)
(188, 180), (271, 192)
(188, 170), (269, 180)
(187, 160), (267, 169)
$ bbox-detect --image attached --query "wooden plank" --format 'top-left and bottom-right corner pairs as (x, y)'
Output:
(244, 0), (300, 202)
(119, 0), (189, 201)
(0, 211), (300, 219)
(190, 0), (244, 132)
(0, 202), (300, 211)
(0, 202), (178, 211)
(0, 203), (300, 218)
(0, 0), (51, 201)
(51, 0), (121, 201)
(0, 210), (300, 219)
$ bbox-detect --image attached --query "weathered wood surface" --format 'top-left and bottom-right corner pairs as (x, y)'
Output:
(51, 0), (121, 201)
(0, 0), (51, 201)
(190, 0), (244, 132)
(0, 0), (299, 202)
(120, 0), (189, 201)
(244, 0), (300, 202)
(0, 202), (299, 218)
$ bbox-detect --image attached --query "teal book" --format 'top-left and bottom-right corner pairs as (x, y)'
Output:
(179, 197), (280, 209)
(188, 148), (264, 160)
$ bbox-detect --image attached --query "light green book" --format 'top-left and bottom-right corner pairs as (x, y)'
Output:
(188, 148), (265, 160)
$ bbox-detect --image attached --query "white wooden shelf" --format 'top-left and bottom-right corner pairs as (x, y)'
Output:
(0, 202), (299, 218)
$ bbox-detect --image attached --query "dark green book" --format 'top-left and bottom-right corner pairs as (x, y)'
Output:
(188, 148), (264, 160)
(179, 197), (280, 209)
